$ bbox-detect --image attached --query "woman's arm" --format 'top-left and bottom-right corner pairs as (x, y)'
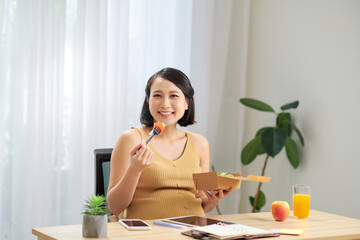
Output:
(192, 133), (233, 213)
(106, 129), (154, 215)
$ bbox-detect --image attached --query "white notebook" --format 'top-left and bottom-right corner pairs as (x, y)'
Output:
(191, 223), (275, 239)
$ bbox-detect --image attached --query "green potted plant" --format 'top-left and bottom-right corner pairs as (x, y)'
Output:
(240, 98), (304, 213)
(82, 194), (108, 238)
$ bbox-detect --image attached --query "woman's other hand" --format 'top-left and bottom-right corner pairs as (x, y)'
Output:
(196, 188), (233, 213)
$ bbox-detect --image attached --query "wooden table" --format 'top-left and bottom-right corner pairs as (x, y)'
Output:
(32, 210), (360, 240)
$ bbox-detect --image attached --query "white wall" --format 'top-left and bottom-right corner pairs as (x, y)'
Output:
(239, 0), (360, 219)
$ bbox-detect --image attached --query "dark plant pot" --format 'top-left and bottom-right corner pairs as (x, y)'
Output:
(82, 215), (107, 238)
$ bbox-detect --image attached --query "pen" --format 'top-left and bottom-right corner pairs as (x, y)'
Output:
(153, 221), (187, 229)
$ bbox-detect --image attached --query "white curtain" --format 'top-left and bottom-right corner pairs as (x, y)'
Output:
(0, 0), (249, 239)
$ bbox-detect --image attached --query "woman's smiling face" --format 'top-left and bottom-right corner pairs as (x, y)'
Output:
(148, 77), (188, 127)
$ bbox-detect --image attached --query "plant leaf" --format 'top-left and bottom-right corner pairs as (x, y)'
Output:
(241, 136), (263, 165)
(280, 101), (299, 111)
(255, 127), (272, 154)
(82, 194), (107, 215)
(255, 127), (271, 137)
(249, 196), (259, 211)
(240, 98), (275, 113)
(276, 112), (291, 136)
(261, 127), (286, 157)
(292, 124), (305, 146)
(249, 190), (266, 212)
(285, 137), (299, 169)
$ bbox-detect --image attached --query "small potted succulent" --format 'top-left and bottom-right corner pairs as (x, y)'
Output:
(82, 194), (108, 238)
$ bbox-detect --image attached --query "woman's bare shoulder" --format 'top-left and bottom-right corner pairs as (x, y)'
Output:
(114, 128), (142, 150)
(188, 131), (209, 150)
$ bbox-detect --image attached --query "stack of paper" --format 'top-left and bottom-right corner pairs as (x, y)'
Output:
(190, 223), (278, 239)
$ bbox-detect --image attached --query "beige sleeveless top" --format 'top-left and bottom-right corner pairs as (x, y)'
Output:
(124, 127), (205, 219)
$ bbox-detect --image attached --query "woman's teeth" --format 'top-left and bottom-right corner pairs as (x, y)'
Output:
(160, 112), (172, 115)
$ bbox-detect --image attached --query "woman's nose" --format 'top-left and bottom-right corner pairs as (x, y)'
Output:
(161, 97), (171, 107)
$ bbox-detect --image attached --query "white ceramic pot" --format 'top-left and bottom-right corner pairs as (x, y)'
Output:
(82, 215), (107, 238)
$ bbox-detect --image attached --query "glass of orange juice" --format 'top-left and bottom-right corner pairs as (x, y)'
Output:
(292, 184), (311, 218)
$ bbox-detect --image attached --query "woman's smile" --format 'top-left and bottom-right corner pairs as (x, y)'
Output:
(158, 111), (174, 117)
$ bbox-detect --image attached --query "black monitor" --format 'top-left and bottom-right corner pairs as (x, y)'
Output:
(94, 148), (113, 196)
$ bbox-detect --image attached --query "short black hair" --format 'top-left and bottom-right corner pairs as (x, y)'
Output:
(140, 67), (196, 127)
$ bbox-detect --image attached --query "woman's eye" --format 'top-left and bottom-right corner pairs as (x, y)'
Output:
(153, 94), (161, 97)
(170, 95), (179, 98)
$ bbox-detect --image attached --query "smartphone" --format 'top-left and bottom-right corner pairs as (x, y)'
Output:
(119, 219), (152, 231)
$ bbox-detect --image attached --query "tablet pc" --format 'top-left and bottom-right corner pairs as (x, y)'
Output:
(162, 215), (235, 227)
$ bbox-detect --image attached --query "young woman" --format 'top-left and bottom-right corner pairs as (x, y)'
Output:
(107, 68), (232, 219)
